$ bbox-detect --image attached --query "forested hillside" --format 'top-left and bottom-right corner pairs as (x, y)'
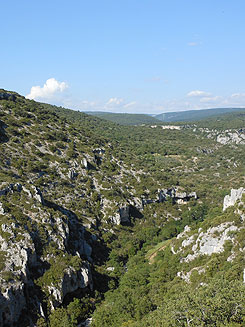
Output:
(85, 112), (161, 125)
(155, 107), (245, 122)
(0, 90), (244, 326)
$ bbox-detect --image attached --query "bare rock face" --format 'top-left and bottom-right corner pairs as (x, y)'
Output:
(0, 224), (37, 278)
(22, 185), (32, 198)
(21, 184), (45, 204)
(48, 262), (93, 308)
(198, 127), (245, 145)
(159, 187), (197, 203)
(223, 188), (245, 211)
(0, 182), (44, 206)
(217, 134), (233, 144)
(174, 198), (245, 282)
(32, 186), (45, 205)
(0, 223), (37, 325)
(111, 206), (130, 225)
(44, 216), (70, 250)
(0, 216), (93, 324)
(217, 132), (245, 145)
(68, 169), (77, 180)
(179, 222), (239, 263)
(82, 158), (88, 169)
(111, 212), (121, 225)
(177, 266), (206, 283)
(0, 282), (26, 325)
(176, 225), (191, 240)
(0, 201), (4, 214)
(0, 183), (94, 325)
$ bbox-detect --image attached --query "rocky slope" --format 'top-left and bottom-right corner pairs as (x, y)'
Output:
(0, 90), (244, 326)
(92, 188), (245, 327)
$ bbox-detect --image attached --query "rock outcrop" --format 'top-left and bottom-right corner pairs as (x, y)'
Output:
(196, 127), (245, 145)
(48, 262), (92, 308)
(142, 187), (197, 208)
(0, 282), (26, 325)
(0, 183), (45, 205)
(173, 222), (240, 264)
(0, 222), (37, 325)
(32, 186), (45, 205)
(0, 201), (4, 214)
(159, 187), (197, 204)
(68, 169), (77, 180)
(0, 183), (93, 325)
(217, 132), (245, 145)
(223, 187), (245, 211)
(82, 158), (88, 169)
(112, 205), (130, 225)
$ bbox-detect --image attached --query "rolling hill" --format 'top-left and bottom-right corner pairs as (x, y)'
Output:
(85, 111), (161, 125)
(155, 107), (245, 122)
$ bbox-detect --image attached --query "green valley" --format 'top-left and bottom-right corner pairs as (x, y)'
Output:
(0, 90), (244, 326)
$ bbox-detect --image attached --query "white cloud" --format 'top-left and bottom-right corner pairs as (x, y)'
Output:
(27, 83), (244, 115)
(26, 78), (68, 100)
(99, 92), (245, 113)
(200, 96), (222, 103)
(62, 98), (99, 111)
(104, 98), (137, 111)
(106, 97), (124, 106)
(61, 96), (138, 113)
(231, 93), (245, 98)
(123, 101), (137, 108)
(187, 90), (211, 97)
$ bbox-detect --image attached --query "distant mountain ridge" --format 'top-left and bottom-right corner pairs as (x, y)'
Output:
(155, 107), (245, 122)
(84, 108), (245, 125)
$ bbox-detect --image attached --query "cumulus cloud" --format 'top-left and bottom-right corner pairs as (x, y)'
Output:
(26, 78), (68, 100)
(187, 90), (211, 97)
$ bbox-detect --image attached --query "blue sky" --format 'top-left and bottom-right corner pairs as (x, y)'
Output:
(1, 0), (245, 113)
